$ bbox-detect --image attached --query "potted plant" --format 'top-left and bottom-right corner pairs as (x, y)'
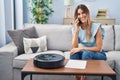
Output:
(29, 0), (54, 24)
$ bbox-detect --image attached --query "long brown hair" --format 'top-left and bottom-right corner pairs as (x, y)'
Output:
(74, 4), (92, 42)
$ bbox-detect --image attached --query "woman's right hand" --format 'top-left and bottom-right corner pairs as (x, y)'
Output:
(74, 18), (80, 32)
(70, 46), (84, 55)
(70, 48), (80, 55)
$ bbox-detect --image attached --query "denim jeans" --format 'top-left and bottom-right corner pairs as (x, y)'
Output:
(70, 50), (107, 60)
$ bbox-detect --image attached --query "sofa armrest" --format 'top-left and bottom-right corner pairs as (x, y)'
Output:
(64, 51), (70, 59)
(0, 42), (18, 80)
(0, 42), (18, 57)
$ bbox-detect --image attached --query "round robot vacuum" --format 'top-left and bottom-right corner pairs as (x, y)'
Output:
(33, 53), (65, 69)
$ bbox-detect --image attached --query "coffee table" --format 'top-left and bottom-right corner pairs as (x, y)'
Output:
(21, 59), (116, 80)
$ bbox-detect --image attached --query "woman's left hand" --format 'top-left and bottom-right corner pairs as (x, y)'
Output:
(70, 46), (85, 54)
(70, 48), (79, 55)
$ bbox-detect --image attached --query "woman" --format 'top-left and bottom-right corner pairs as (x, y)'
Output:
(70, 4), (107, 80)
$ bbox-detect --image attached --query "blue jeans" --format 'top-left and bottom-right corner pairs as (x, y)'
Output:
(70, 50), (107, 60)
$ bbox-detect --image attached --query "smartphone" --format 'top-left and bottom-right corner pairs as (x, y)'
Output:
(77, 17), (80, 25)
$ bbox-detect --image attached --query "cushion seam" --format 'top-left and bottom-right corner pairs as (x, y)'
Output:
(112, 25), (115, 50)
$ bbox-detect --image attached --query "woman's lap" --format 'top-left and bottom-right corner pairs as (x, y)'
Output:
(70, 50), (107, 60)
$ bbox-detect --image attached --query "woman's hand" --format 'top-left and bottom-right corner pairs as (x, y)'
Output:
(74, 18), (80, 32)
(70, 47), (84, 55)
(70, 48), (80, 55)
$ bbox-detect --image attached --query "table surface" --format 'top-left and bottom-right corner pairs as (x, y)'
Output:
(21, 59), (115, 75)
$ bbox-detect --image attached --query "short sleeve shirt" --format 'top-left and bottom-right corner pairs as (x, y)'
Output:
(72, 23), (101, 47)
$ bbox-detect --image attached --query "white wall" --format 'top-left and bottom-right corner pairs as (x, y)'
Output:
(23, 0), (120, 24)
(0, 0), (6, 47)
(0, 0), (14, 47)
(14, 0), (23, 29)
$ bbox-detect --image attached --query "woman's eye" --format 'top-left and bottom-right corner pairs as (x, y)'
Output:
(82, 12), (85, 14)
(77, 13), (80, 15)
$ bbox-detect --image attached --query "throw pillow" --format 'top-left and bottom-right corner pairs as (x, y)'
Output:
(23, 36), (47, 54)
(8, 27), (38, 55)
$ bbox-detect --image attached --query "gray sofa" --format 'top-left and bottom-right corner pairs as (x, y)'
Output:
(0, 24), (120, 80)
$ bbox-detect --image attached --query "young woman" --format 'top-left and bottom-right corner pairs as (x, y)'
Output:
(70, 4), (107, 80)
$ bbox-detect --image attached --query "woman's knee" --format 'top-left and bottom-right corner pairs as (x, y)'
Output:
(81, 50), (93, 60)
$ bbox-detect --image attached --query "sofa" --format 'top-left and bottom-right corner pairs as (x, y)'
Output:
(0, 24), (120, 80)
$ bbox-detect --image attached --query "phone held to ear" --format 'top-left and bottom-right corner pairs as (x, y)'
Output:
(77, 17), (80, 24)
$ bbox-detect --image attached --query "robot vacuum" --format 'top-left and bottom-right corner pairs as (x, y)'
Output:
(33, 53), (65, 69)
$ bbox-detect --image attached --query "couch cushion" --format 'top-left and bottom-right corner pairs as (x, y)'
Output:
(13, 50), (64, 68)
(114, 25), (120, 50)
(101, 25), (114, 51)
(106, 51), (120, 69)
(64, 51), (71, 59)
(23, 36), (47, 54)
(115, 60), (120, 80)
(106, 51), (120, 60)
(8, 27), (38, 55)
(24, 24), (72, 51)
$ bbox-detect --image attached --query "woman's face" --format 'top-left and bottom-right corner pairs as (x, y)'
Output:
(77, 8), (88, 24)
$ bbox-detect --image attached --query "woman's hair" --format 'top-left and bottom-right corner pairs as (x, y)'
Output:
(74, 4), (92, 42)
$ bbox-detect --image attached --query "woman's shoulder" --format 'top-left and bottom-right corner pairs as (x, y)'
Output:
(91, 22), (101, 30)
(92, 22), (101, 27)
(91, 22), (101, 36)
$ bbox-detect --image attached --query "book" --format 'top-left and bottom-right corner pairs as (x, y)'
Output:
(96, 9), (108, 18)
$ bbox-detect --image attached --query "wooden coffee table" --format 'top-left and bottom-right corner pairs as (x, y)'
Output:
(21, 59), (116, 80)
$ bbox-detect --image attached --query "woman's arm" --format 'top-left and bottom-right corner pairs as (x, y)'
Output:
(82, 27), (103, 52)
(72, 18), (80, 48)
(72, 31), (79, 48)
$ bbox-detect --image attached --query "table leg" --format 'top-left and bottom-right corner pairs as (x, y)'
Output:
(30, 74), (32, 80)
(110, 75), (116, 80)
(103, 75), (116, 80)
(21, 73), (27, 80)
(101, 76), (104, 80)
(21, 72), (32, 80)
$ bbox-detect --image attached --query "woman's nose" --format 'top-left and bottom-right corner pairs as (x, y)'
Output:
(80, 14), (83, 18)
